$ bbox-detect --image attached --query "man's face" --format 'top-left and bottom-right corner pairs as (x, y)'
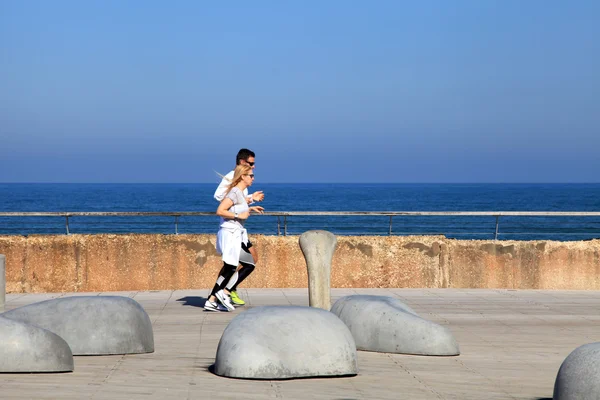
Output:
(241, 156), (255, 169)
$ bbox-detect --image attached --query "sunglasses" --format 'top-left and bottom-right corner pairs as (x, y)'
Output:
(245, 161), (255, 167)
(244, 174), (255, 178)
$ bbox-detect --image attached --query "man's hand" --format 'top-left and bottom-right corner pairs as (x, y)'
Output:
(251, 191), (265, 202)
(249, 206), (265, 214)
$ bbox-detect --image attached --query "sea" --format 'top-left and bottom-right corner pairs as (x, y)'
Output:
(1, 183), (599, 241)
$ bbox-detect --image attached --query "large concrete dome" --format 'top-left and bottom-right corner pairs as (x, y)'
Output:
(0, 316), (73, 373)
(3, 296), (154, 355)
(331, 295), (460, 356)
(214, 306), (358, 379)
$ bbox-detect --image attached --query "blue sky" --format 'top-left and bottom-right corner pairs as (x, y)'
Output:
(1, 1), (598, 183)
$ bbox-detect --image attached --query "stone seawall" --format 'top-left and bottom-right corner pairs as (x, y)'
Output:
(0, 234), (599, 293)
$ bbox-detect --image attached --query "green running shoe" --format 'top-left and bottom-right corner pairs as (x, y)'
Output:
(229, 290), (245, 306)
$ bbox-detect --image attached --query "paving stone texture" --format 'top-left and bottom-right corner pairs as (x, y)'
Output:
(1, 288), (598, 399)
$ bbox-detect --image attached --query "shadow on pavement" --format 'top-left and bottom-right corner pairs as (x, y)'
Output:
(176, 296), (208, 307)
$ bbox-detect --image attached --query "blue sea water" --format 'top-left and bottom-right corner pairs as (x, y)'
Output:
(1, 183), (599, 241)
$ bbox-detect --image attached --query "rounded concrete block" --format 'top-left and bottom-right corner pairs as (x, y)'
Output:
(0, 316), (74, 373)
(299, 230), (337, 310)
(554, 342), (600, 400)
(331, 295), (460, 356)
(3, 296), (154, 355)
(214, 306), (358, 379)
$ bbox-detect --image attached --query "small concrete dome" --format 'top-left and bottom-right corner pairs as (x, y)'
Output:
(554, 342), (600, 400)
(0, 316), (73, 373)
(3, 296), (154, 355)
(331, 295), (460, 356)
(214, 306), (358, 379)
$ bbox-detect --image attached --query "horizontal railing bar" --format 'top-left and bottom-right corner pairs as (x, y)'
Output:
(390, 232), (497, 235)
(273, 212), (600, 216)
(498, 232), (600, 235)
(1, 211), (600, 217)
(393, 232), (599, 235)
(0, 212), (215, 217)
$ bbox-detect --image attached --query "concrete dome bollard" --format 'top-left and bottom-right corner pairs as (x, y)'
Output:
(214, 306), (358, 379)
(331, 295), (460, 356)
(299, 230), (337, 310)
(0, 316), (74, 373)
(3, 296), (154, 355)
(554, 342), (600, 400)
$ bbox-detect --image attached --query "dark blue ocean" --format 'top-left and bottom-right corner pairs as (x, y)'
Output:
(1, 183), (599, 241)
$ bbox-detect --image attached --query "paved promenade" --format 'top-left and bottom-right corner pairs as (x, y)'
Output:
(2, 288), (600, 399)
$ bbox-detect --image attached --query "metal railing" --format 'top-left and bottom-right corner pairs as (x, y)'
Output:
(1, 211), (600, 239)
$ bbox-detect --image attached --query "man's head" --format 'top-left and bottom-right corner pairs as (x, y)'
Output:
(236, 148), (256, 169)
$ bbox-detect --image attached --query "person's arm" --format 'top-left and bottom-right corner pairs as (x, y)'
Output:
(249, 205), (265, 214)
(245, 191), (265, 204)
(214, 173), (232, 202)
(217, 192), (250, 220)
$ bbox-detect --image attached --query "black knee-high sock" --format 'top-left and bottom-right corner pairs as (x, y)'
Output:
(210, 262), (237, 297)
(230, 261), (255, 292)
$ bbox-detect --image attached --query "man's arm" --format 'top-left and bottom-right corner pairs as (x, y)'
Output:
(214, 171), (234, 202)
(243, 189), (264, 204)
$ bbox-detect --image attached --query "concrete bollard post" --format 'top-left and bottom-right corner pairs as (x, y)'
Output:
(299, 230), (337, 310)
(0, 254), (5, 312)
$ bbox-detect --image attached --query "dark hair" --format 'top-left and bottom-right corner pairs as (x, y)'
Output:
(236, 148), (255, 165)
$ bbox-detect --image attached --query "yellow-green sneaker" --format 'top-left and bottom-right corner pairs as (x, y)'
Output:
(230, 291), (245, 306)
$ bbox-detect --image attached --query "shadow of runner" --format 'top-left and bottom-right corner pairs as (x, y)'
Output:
(176, 296), (208, 307)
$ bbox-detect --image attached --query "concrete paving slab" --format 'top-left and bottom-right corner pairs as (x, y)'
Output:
(1, 288), (599, 399)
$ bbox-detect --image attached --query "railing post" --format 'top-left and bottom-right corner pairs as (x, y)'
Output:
(494, 216), (500, 241)
(175, 216), (179, 235)
(389, 216), (393, 235)
(284, 216), (287, 236)
(277, 216), (281, 236)
(65, 216), (70, 235)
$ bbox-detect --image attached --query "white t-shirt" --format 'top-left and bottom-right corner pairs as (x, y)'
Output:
(219, 187), (249, 229)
